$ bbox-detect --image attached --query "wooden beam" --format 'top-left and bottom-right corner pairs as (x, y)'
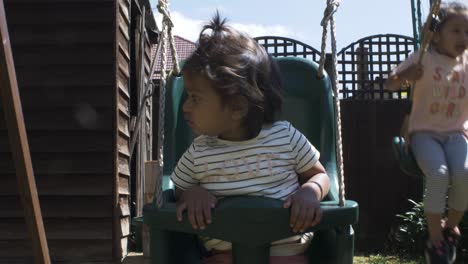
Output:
(0, 1), (51, 263)
(143, 160), (159, 258)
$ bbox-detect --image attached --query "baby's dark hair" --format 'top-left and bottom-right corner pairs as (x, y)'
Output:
(183, 12), (283, 137)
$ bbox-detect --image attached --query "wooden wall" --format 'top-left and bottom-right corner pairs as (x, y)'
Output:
(115, 0), (132, 260)
(129, 0), (153, 220)
(341, 99), (424, 252)
(0, 0), (131, 262)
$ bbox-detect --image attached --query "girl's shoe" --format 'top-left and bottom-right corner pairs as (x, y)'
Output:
(424, 240), (450, 264)
(443, 227), (461, 263)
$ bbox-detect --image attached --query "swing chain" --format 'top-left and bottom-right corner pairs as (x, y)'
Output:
(409, 0), (441, 101)
(157, 0), (180, 75)
(318, 0), (346, 207)
(318, 0), (340, 79)
(320, 0), (340, 27)
(157, 0), (173, 27)
(155, 0), (180, 208)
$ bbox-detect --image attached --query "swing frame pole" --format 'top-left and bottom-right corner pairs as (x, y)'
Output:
(410, 0), (420, 49)
(0, 1), (50, 263)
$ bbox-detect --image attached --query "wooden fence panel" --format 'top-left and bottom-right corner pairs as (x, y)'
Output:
(341, 99), (423, 252)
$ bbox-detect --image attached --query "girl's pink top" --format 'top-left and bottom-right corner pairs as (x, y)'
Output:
(393, 50), (468, 136)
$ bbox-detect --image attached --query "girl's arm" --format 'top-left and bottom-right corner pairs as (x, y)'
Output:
(283, 161), (330, 232)
(385, 63), (424, 91)
(297, 161), (330, 201)
(171, 145), (217, 230)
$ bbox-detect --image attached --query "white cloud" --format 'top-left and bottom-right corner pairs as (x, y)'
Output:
(153, 11), (304, 43)
(153, 11), (204, 42)
(232, 22), (302, 40)
(195, 6), (228, 15)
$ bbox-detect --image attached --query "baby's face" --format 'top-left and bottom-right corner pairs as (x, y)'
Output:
(182, 72), (233, 137)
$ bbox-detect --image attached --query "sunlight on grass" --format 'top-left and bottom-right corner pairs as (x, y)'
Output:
(354, 254), (423, 264)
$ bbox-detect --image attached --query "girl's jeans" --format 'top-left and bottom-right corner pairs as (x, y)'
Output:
(410, 132), (468, 214)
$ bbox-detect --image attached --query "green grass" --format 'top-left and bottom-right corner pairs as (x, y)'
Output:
(354, 253), (424, 264)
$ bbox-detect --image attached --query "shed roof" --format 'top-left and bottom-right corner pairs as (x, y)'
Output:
(151, 35), (196, 79)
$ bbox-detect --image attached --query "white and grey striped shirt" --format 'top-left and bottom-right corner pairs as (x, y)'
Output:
(171, 120), (320, 199)
(171, 121), (320, 254)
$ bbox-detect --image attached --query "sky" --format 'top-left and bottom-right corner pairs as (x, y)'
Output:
(147, 0), (468, 52)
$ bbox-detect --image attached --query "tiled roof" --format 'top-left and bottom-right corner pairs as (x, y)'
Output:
(151, 35), (196, 79)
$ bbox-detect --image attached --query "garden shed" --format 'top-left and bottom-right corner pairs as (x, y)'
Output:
(0, 0), (156, 262)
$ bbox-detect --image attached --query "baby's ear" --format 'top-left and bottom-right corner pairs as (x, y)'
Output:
(230, 95), (249, 121)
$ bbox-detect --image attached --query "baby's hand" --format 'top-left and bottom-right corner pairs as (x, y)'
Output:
(283, 184), (322, 233)
(176, 185), (217, 230)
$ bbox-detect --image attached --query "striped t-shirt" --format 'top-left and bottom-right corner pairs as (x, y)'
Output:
(170, 120), (320, 254)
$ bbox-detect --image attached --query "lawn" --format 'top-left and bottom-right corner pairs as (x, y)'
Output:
(354, 254), (424, 264)
(124, 252), (426, 263)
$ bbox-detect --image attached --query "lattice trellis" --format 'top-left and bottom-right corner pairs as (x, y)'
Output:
(255, 34), (417, 101)
(255, 36), (322, 62)
(337, 34), (416, 100)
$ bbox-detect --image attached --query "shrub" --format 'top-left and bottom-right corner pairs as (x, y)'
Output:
(386, 199), (427, 258)
(387, 199), (468, 262)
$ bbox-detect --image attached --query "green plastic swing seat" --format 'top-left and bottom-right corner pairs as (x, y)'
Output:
(391, 136), (424, 178)
(143, 57), (359, 264)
